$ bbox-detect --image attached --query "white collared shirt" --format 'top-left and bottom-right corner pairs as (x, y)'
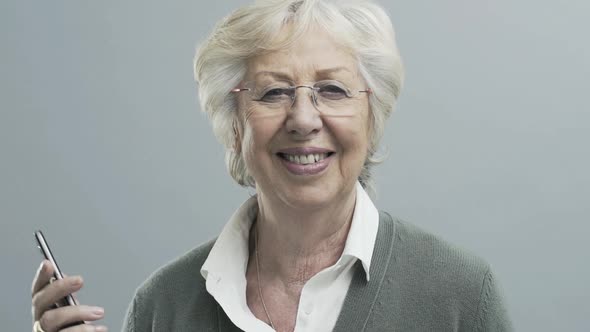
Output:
(200, 182), (379, 332)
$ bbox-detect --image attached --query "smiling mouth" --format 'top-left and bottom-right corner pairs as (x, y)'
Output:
(277, 152), (334, 165)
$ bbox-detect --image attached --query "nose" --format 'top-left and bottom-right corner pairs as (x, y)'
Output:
(285, 87), (323, 138)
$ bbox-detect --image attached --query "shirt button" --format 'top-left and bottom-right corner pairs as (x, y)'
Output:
(304, 306), (313, 315)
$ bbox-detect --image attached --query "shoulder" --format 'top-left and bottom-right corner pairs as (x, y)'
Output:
(375, 212), (512, 330)
(135, 238), (217, 301)
(122, 238), (220, 331)
(381, 211), (492, 281)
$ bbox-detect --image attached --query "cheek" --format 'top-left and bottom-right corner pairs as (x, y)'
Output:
(240, 113), (286, 166)
(326, 112), (370, 154)
(325, 117), (369, 177)
(240, 127), (255, 163)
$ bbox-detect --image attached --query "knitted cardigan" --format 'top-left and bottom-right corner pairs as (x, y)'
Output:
(122, 212), (513, 331)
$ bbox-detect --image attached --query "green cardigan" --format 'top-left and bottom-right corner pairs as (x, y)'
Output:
(122, 212), (513, 331)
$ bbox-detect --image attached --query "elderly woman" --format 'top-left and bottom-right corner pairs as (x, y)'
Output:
(31, 0), (512, 331)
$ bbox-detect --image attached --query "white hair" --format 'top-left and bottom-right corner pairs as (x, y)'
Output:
(194, 0), (404, 197)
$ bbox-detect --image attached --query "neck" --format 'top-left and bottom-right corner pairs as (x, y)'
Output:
(252, 187), (357, 285)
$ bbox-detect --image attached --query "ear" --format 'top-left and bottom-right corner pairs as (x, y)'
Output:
(232, 118), (242, 154)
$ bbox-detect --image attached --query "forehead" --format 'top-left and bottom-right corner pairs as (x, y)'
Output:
(245, 27), (359, 82)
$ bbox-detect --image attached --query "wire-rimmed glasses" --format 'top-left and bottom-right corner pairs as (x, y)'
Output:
(231, 80), (371, 117)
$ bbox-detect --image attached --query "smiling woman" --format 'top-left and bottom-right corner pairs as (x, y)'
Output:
(28, 1), (513, 331)
(236, 27), (372, 212)
(195, 0), (403, 195)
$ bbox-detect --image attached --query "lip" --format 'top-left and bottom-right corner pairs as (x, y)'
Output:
(277, 151), (334, 176)
(277, 147), (334, 155)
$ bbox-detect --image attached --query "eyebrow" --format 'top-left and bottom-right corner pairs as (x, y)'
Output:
(253, 66), (353, 81)
(254, 71), (293, 81)
(315, 66), (352, 76)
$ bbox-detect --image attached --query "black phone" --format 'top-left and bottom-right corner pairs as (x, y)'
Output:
(34, 230), (85, 326)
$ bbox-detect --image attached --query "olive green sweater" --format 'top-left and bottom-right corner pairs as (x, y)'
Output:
(122, 212), (512, 331)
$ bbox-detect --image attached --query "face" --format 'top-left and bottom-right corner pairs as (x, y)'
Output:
(236, 27), (371, 210)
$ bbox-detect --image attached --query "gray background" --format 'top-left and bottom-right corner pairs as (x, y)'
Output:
(1, 0), (588, 331)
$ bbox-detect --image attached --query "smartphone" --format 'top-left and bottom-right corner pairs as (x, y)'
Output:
(34, 230), (85, 328)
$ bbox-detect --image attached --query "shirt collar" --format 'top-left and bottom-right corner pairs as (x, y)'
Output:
(200, 196), (257, 282)
(340, 181), (379, 281)
(201, 181), (379, 282)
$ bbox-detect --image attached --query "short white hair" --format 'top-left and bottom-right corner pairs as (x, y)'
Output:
(194, 0), (404, 197)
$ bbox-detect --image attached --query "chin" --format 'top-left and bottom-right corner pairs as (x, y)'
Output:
(272, 180), (348, 210)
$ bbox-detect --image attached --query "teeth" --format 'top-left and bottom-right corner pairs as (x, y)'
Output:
(284, 153), (329, 165)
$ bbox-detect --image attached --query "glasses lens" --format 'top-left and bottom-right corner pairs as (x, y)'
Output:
(244, 82), (293, 113)
(313, 81), (362, 117)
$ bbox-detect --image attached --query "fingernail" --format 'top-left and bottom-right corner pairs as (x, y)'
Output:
(95, 326), (108, 332)
(39, 260), (48, 272)
(71, 276), (83, 286)
(92, 307), (104, 316)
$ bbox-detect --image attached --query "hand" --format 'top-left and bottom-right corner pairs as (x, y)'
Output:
(31, 260), (108, 332)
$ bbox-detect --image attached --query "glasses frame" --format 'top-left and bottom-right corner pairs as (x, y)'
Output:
(230, 82), (372, 110)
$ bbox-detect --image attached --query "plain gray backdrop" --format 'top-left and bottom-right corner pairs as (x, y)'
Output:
(2, 0), (589, 331)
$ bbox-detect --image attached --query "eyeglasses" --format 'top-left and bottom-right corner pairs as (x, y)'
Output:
(231, 80), (371, 117)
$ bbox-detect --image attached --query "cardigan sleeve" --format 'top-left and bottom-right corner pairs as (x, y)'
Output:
(121, 295), (136, 332)
(476, 268), (514, 332)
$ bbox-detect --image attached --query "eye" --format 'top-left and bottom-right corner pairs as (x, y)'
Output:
(317, 84), (349, 100)
(259, 88), (292, 103)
